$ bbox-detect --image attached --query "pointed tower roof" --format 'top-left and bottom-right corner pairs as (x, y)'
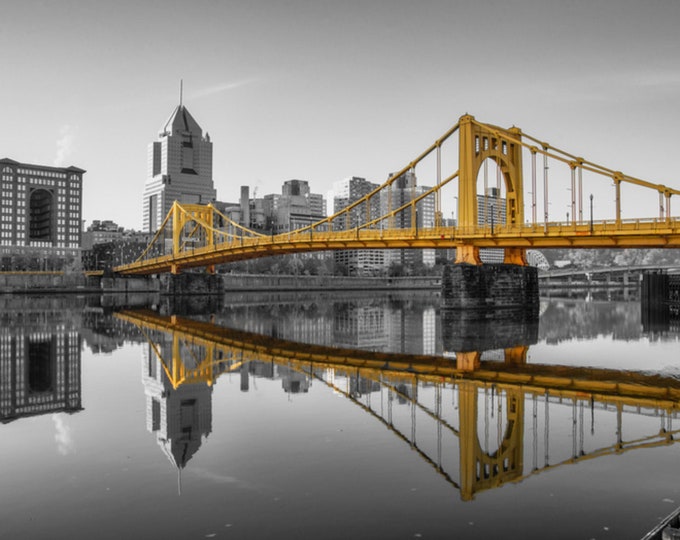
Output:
(158, 105), (203, 137)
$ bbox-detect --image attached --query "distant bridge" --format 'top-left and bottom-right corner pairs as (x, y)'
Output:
(540, 265), (680, 287)
(115, 114), (680, 275)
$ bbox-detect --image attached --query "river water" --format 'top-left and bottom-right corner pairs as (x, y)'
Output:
(1, 290), (679, 540)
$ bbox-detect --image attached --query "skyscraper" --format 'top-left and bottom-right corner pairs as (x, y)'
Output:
(477, 187), (506, 263)
(142, 103), (216, 232)
(332, 176), (384, 275)
(382, 171), (436, 268)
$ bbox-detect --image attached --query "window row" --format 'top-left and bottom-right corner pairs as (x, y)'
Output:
(17, 169), (66, 179)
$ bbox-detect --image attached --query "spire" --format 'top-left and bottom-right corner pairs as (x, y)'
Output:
(179, 79), (183, 108)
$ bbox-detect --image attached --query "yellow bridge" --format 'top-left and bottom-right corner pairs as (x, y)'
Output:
(118, 308), (680, 501)
(116, 114), (680, 275)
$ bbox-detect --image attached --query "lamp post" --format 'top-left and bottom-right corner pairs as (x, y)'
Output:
(589, 194), (594, 234)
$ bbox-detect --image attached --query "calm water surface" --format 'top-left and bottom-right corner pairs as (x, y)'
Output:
(1, 290), (679, 540)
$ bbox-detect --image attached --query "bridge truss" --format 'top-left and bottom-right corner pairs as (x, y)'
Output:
(116, 114), (680, 275)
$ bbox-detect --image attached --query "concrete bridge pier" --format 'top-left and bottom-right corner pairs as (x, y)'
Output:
(160, 272), (224, 296)
(640, 271), (678, 332)
(441, 262), (539, 311)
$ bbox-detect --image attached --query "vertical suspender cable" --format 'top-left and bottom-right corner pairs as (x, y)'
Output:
(484, 386), (489, 452)
(411, 166), (417, 232)
(616, 403), (623, 449)
(436, 144), (442, 228)
(497, 391), (503, 451)
(578, 161), (583, 223)
(531, 149), (537, 225)
(388, 386), (393, 425)
(493, 141), (507, 227)
(579, 400), (584, 457)
(411, 383), (417, 447)
(570, 164), (576, 225)
(532, 394), (538, 471)
(543, 146), (549, 229)
(388, 183), (394, 229)
(544, 392), (550, 465)
(614, 173), (622, 225)
(484, 152), (489, 224)
(436, 384), (442, 468)
(497, 143), (502, 227)
(572, 399), (577, 459)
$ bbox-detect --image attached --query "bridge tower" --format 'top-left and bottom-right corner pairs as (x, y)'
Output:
(443, 115), (537, 311)
(457, 114), (525, 265)
(459, 383), (524, 500)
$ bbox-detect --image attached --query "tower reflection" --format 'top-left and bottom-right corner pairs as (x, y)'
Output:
(140, 321), (214, 476)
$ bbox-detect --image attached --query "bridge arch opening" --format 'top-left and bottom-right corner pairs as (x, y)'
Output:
(475, 157), (509, 228)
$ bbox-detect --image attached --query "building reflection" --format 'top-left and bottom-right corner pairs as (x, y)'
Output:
(0, 298), (82, 423)
(141, 328), (214, 474)
(208, 291), (441, 356)
(120, 307), (680, 501)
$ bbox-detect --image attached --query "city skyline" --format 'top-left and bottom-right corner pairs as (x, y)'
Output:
(1, 0), (679, 230)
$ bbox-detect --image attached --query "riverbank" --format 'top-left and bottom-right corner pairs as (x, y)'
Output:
(0, 269), (650, 295)
(0, 272), (441, 294)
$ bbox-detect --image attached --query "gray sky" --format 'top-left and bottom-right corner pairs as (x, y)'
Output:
(1, 0), (679, 229)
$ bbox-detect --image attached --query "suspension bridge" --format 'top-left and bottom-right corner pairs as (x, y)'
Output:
(115, 114), (680, 276)
(118, 308), (680, 501)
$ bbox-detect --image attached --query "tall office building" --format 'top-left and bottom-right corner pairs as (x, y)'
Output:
(332, 176), (384, 275)
(275, 179), (326, 232)
(477, 187), (506, 263)
(142, 103), (216, 232)
(0, 158), (85, 271)
(382, 171), (436, 268)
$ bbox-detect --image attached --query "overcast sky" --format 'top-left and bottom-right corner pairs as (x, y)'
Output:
(1, 0), (679, 229)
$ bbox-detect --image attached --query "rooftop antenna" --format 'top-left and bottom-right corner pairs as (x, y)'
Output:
(179, 79), (183, 107)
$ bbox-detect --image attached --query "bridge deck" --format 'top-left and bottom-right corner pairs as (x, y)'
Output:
(116, 219), (680, 275)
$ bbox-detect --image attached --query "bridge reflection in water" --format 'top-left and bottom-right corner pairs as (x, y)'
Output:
(117, 308), (680, 501)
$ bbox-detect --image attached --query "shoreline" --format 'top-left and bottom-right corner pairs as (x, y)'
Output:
(0, 271), (644, 295)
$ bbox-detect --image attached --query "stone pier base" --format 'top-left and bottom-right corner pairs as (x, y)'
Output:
(441, 307), (538, 353)
(641, 271), (680, 332)
(160, 273), (223, 296)
(441, 263), (539, 311)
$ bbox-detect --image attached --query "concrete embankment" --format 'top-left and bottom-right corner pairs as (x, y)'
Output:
(157, 273), (441, 295)
(218, 274), (441, 292)
(0, 272), (440, 295)
(0, 272), (98, 294)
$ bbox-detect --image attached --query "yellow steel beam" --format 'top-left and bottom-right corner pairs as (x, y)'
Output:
(116, 309), (680, 407)
(114, 218), (680, 274)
